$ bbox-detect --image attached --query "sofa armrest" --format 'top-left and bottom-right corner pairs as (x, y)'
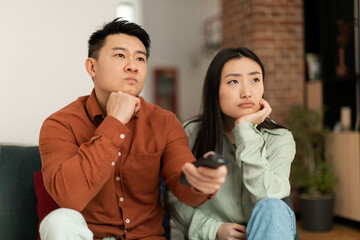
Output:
(0, 145), (41, 239)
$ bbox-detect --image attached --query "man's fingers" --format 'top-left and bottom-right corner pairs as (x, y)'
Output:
(197, 166), (227, 182)
(107, 91), (140, 124)
(183, 164), (227, 184)
(134, 100), (141, 113)
(182, 163), (227, 194)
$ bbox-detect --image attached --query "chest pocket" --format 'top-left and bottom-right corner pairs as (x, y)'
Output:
(130, 151), (162, 196)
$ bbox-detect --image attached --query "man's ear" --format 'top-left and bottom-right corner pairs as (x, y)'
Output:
(85, 58), (96, 78)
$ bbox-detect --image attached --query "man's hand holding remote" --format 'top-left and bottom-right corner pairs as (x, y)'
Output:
(182, 152), (228, 195)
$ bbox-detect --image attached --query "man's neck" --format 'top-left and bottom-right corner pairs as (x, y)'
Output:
(93, 90), (108, 115)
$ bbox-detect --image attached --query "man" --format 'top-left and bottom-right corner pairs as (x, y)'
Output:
(39, 18), (227, 240)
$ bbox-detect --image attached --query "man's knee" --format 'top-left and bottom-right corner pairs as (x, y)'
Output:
(40, 208), (93, 240)
(41, 208), (85, 228)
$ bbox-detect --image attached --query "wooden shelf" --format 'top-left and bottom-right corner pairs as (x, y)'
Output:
(326, 131), (360, 221)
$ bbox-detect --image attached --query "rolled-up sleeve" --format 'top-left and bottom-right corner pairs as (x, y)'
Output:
(233, 122), (295, 203)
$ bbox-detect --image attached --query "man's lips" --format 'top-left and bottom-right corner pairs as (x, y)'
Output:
(238, 101), (255, 108)
(125, 78), (138, 83)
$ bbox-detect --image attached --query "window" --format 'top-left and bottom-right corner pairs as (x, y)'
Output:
(116, 3), (134, 22)
(116, 0), (142, 25)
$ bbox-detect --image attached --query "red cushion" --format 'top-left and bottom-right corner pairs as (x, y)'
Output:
(33, 171), (60, 239)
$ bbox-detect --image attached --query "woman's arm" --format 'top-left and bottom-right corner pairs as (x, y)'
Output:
(232, 122), (295, 203)
(166, 190), (223, 240)
(165, 120), (225, 239)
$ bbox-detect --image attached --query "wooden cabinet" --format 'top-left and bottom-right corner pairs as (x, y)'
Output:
(306, 81), (322, 112)
(326, 132), (360, 221)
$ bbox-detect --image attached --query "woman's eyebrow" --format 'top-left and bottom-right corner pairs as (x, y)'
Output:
(224, 73), (241, 78)
(224, 71), (261, 78)
(249, 71), (261, 76)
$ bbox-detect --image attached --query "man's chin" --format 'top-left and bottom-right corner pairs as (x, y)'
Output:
(117, 89), (141, 97)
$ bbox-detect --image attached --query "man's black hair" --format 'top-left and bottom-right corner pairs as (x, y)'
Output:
(88, 17), (151, 59)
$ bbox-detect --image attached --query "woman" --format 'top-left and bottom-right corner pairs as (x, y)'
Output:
(166, 47), (296, 240)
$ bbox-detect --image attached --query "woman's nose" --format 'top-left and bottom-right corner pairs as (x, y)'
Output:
(240, 83), (251, 99)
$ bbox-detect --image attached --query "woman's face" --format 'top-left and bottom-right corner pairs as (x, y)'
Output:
(219, 57), (264, 120)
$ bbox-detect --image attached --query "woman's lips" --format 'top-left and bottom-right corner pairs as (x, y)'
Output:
(238, 101), (255, 108)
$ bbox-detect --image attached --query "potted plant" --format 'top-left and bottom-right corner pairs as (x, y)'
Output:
(286, 105), (337, 232)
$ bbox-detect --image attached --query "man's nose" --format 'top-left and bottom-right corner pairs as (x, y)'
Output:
(124, 58), (138, 72)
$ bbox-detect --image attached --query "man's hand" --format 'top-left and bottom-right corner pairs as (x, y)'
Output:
(182, 158), (227, 195)
(235, 99), (272, 126)
(216, 223), (247, 240)
(106, 91), (140, 124)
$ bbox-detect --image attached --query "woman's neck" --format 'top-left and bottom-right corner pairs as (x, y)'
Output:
(223, 116), (235, 144)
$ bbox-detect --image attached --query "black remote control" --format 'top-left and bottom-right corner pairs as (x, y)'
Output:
(180, 153), (228, 186)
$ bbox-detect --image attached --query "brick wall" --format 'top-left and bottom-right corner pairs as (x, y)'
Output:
(222, 0), (305, 125)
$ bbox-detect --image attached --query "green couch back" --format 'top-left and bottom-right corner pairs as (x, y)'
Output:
(0, 145), (41, 239)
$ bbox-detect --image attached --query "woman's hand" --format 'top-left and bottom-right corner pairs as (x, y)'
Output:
(216, 223), (247, 240)
(235, 99), (272, 126)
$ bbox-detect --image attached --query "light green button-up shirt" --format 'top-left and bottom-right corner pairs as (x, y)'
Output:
(166, 120), (296, 240)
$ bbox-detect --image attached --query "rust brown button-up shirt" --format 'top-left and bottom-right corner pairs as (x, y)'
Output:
(39, 90), (210, 239)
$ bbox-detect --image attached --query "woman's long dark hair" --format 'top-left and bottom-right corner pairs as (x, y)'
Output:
(192, 47), (285, 159)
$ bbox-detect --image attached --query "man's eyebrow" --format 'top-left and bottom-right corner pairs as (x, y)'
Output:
(137, 50), (147, 56)
(112, 47), (147, 56)
(112, 47), (126, 51)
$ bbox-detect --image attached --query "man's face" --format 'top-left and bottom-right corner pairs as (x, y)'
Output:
(89, 33), (147, 98)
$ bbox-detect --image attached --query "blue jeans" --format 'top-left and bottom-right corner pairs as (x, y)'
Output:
(246, 198), (296, 240)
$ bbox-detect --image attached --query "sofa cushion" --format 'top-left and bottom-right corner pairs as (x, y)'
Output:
(0, 145), (42, 239)
(34, 171), (60, 226)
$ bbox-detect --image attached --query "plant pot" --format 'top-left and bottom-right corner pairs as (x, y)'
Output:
(300, 194), (334, 232)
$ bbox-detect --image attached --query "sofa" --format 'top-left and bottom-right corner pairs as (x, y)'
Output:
(0, 145), (299, 240)
(0, 145), (41, 238)
(0, 145), (170, 239)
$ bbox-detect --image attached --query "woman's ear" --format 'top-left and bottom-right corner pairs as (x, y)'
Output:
(85, 58), (96, 78)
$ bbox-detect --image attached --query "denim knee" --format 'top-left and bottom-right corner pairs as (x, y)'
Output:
(253, 198), (295, 228)
(256, 198), (293, 216)
(246, 198), (296, 240)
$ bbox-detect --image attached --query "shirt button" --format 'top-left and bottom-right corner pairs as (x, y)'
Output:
(120, 197), (124, 202)
(111, 162), (115, 166)
(120, 134), (125, 139)
(125, 219), (130, 223)
(116, 176), (121, 181)
(118, 152), (121, 157)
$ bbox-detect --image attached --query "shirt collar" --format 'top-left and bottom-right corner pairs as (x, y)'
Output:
(261, 127), (283, 135)
(86, 89), (105, 122)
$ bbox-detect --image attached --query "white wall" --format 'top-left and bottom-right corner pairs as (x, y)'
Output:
(0, 0), (220, 145)
(0, 0), (119, 145)
(141, 0), (220, 122)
